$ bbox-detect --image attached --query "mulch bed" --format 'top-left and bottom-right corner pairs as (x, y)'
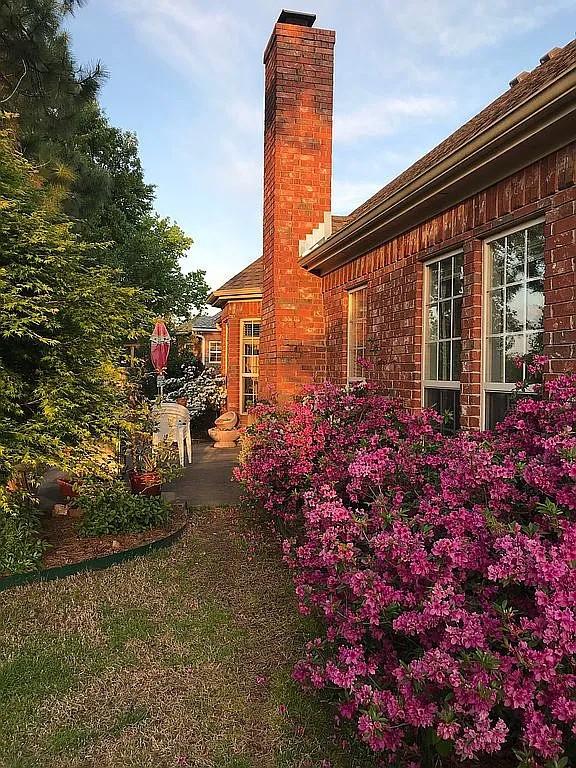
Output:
(40, 507), (187, 569)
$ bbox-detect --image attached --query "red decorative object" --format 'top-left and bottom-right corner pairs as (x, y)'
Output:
(57, 478), (79, 500)
(150, 320), (171, 375)
(128, 471), (162, 497)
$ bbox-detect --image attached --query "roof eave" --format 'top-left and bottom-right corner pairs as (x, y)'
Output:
(301, 66), (576, 276)
(208, 289), (263, 309)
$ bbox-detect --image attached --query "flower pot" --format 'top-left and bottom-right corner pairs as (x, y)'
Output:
(129, 471), (162, 497)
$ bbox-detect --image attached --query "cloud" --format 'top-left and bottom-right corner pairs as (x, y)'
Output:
(334, 95), (451, 143)
(110, 0), (250, 81)
(380, 0), (573, 57)
(332, 179), (383, 212)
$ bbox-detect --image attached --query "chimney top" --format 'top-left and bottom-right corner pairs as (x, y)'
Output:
(277, 10), (316, 27)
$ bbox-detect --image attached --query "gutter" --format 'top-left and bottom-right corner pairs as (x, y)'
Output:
(301, 65), (576, 276)
(208, 290), (263, 309)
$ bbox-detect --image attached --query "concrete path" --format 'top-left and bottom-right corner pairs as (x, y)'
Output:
(164, 441), (241, 507)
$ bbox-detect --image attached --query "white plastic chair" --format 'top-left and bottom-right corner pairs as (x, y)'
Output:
(152, 403), (192, 466)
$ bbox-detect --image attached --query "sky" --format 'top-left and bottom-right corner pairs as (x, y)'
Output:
(67, 0), (575, 309)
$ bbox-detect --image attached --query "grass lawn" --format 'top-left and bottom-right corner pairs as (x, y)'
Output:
(0, 506), (375, 768)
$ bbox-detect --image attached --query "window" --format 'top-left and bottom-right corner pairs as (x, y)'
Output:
(347, 286), (367, 381)
(423, 252), (463, 433)
(241, 320), (260, 413)
(484, 221), (544, 429)
(208, 340), (221, 365)
(223, 322), (229, 375)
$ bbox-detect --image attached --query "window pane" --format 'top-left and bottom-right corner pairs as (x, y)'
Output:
(490, 289), (504, 334)
(427, 305), (439, 341)
(438, 341), (451, 381)
(426, 343), (438, 380)
(527, 332), (544, 355)
(504, 334), (525, 383)
(506, 283), (524, 332)
(429, 263), (439, 301)
(440, 258), (452, 299)
(439, 300), (452, 339)
(527, 225), (545, 279)
(488, 336), (504, 383)
(452, 339), (462, 380)
(486, 392), (513, 430)
(453, 296), (462, 338)
(425, 388), (460, 434)
(506, 230), (526, 284)
(490, 240), (506, 287)
(453, 253), (464, 296)
(526, 280), (544, 330)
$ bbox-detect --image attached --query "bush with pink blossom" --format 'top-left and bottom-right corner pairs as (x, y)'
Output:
(235, 376), (576, 768)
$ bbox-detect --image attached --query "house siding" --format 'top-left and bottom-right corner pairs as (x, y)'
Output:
(322, 143), (576, 429)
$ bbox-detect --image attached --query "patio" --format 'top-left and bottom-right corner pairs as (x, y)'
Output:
(164, 442), (241, 508)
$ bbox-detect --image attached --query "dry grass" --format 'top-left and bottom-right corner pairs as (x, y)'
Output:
(0, 506), (375, 768)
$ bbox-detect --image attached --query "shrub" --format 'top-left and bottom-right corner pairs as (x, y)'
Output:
(77, 480), (170, 537)
(164, 364), (226, 428)
(0, 490), (47, 574)
(236, 378), (576, 768)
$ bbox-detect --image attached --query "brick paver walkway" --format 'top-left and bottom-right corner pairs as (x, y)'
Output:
(165, 441), (240, 507)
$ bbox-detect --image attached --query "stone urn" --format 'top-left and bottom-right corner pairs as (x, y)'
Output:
(208, 411), (241, 449)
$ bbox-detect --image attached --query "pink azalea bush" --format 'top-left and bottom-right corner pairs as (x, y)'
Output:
(235, 377), (576, 767)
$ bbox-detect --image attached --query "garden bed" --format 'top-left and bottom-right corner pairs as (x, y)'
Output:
(41, 506), (188, 569)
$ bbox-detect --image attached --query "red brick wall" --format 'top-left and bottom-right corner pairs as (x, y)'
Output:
(322, 143), (576, 429)
(259, 19), (334, 402)
(219, 299), (262, 425)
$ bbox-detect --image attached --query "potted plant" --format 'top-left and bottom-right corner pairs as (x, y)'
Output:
(128, 432), (182, 496)
(129, 432), (162, 496)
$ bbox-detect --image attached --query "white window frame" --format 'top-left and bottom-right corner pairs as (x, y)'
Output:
(422, 249), (464, 395)
(347, 284), (368, 383)
(421, 250), (464, 433)
(481, 217), (545, 429)
(223, 322), (229, 376)
(208, 340), (222, 365)
(240, 319), (260, 415)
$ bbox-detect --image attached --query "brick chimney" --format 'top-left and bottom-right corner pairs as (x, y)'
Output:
(259, 10), (335, 402)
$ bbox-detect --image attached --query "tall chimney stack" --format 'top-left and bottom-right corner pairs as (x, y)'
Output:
(259, 10), (335, 402)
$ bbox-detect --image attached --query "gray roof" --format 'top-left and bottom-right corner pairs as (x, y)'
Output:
(175, 313), (221, 334)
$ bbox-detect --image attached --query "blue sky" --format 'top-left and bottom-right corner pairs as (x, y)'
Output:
(68, 0), (574, 306)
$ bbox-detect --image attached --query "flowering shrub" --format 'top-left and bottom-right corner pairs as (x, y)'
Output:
(164, 364), (226, 422)
(236, 378), (576, 767)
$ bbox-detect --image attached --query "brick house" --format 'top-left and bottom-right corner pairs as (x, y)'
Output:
(209, 10), (576, 430)
(174, 314), (222, 367)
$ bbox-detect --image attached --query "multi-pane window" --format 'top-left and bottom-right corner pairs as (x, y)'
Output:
(424, 252), (463, 433)
(223, 322), (229, 375)
(241, 320), (260, 413)
(208, 340), (222, 365)
(347, 286), (368, 381)
(484, 222), (544, 429)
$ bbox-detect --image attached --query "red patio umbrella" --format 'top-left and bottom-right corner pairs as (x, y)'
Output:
(150, 320), (171, 399)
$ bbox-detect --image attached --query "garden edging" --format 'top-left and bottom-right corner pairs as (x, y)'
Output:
(0, 507), (188, 592)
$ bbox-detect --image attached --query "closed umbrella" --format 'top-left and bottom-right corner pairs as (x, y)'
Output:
(150, 320), (171, 400)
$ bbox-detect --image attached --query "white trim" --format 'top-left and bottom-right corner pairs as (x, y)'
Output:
(240, 318), (261, 415)
(423, 380), (461, 390)
(346, 284), (368, 383)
